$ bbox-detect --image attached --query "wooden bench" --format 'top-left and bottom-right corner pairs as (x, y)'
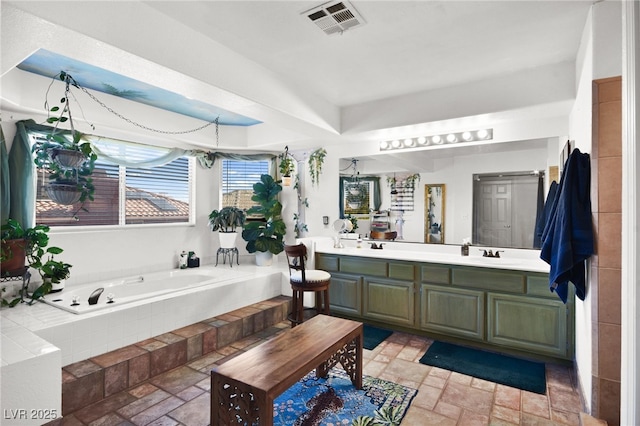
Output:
(210, 314), (363, 425)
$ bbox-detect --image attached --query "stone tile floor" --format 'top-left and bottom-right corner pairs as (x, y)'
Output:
(57, 321), (582, 426)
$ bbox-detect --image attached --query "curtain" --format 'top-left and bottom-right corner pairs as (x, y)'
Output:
(8, 121), (35, 229)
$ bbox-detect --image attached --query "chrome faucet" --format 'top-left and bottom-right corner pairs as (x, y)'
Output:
(480, 249), (504, 258)
(88, 288), (104, 305)
(369, 242), (384, 250)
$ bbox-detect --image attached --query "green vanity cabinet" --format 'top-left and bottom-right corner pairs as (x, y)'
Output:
(420, 284), (485, 341)
(487, 292), (571, 358)
(316, 252), (573, 360)
(363, 277), (415, 326)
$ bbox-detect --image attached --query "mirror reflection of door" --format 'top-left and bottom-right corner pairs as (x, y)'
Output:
(473, 172), (541, 248)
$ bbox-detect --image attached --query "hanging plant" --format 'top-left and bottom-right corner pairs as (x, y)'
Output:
(404, 173), (421, 188)
(308, 147), (326, 187)
(31, 71), (98, 206)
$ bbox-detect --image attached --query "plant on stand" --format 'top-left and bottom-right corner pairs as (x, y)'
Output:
(32, 71), (98, 210)
(1, 219), (65, 307)
(241, 174), (286, 266)
(208, 206), (246, 249)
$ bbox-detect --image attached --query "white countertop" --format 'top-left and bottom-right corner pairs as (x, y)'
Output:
(314, 239), (550, 274)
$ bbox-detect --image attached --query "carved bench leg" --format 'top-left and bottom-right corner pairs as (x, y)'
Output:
(211, 374), (262, 425)
(316, 335), (362, 389)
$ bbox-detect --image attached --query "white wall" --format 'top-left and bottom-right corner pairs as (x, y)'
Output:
(570, 0), (623, 413)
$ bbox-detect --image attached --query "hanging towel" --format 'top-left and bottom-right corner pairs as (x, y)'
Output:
(533, 180), (558, 249)
(540, 149), (594, 303)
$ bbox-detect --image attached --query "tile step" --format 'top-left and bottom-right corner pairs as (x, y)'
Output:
(60, 296), (292, 415)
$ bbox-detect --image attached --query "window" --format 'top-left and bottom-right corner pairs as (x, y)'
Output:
(221, 159), (270, 215)
(32, 132), (193, 227)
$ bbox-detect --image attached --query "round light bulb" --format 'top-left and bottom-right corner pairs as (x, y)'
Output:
(417, 136), (428, 145)
(403, 138), (414, 147)
(462, 131), (472, 141)
(477, 129), (489, 139)
(432, 135), (442, 144)
(391, 139), (401, 148)
(380, 141), (390, 150)
(446, 133), (457, 143)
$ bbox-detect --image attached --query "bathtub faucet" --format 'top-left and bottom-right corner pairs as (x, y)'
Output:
(88, 288), (105, 305)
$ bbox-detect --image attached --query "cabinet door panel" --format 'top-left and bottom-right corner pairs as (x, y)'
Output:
(364, 278), (414, 326)
(421, 285), (484, 340)
(329, 274), (362, 316)
(488, 293), (569, 358)
(316, 255), (339, 272)
(341, 258), (387, 277)
(389, 263), (415, 281)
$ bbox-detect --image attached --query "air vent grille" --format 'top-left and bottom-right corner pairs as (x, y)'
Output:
(303, 1), (365, 35)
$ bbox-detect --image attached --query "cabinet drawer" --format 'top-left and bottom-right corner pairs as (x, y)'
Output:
(341, 258), (387, 277)
(452, 268), (525, 293)
(363, 278), (415, 326)
(389, 262), (415, 280)
(487, 293), (569, 358)
(329, 274), (362, 316)
(527, 275), (554, 298)
(316, 255), (339, 272)
(420, 285), (484, 340)
(421, 264), (451, 284)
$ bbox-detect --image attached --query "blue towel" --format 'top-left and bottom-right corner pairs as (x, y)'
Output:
(540, 149), (594, 303)
(534, 180), (558, 249)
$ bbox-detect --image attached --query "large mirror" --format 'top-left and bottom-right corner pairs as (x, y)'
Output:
(339, 137), (556, 249)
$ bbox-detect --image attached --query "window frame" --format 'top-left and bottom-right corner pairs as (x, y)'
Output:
(30, 131), (196, 230)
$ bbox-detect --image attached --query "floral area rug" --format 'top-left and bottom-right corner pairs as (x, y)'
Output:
(272, 368), (417, 426)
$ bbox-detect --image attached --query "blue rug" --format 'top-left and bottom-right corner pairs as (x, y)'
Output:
(273, 368), (417, 426)
(363, 324), (393, 350)
(419, 341), (547, 394)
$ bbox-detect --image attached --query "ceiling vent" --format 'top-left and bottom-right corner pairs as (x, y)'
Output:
(302, 1), (366, 35)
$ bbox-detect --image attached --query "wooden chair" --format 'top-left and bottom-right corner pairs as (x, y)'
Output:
(284, 243), (331, 327)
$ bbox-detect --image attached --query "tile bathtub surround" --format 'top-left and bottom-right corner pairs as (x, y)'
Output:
(59, 296), (291, 416)
(51, 322), (583, 426)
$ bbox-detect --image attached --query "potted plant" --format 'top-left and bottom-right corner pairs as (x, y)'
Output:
(39, 256), (72, 292)
(31, 71), (98, 205)
(279, 152), (295, 187)
(209, 206), (246, 249)
(1, 219), (64, 306)
(308, 147), (326, 187)
(241, 174), (286, 266)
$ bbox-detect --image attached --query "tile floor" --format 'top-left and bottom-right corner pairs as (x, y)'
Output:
(55, 321), (582, 426)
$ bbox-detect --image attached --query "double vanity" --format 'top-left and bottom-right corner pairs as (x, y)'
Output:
(315, 240), (574, 362)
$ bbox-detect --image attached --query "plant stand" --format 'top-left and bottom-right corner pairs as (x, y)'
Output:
(216, 247), (239, 267)
(1, 267), (31, 303)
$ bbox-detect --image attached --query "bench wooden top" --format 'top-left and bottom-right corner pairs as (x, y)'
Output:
(211, 315), (362, 397)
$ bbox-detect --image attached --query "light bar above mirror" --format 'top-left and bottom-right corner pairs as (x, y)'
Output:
(380, 128), (493, 151)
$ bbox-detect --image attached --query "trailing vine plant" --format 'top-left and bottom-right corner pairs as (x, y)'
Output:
(293, 170), (309, 238)
(308, 147), (326, 187)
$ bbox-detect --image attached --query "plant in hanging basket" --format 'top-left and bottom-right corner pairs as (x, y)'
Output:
(31, 71), (98, 205)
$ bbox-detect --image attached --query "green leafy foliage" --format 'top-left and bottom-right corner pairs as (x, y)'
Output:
(1, 219), (69, 306)
(308, 147), (327, 187)
(209, 206), (246, 233)
(241, 174), (286, 255)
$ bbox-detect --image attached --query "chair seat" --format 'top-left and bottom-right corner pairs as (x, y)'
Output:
(290, 269), (331, 284)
